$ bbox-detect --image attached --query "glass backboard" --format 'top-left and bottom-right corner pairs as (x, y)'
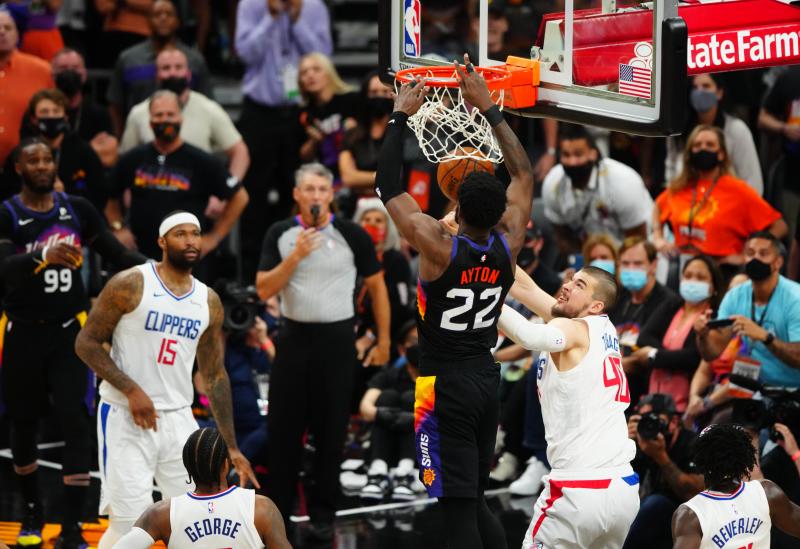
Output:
(379, 0), (688, 136)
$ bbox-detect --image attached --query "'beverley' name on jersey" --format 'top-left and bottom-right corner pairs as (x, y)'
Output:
(711, 516), (764, 548)
(144, 310), (202, 340)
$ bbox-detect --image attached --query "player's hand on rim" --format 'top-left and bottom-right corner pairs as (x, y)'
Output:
(229, 448), (261, 489)
(394, 78), (428, 117)
(126, 385), (159, 431)
(453, 53), (495, 112)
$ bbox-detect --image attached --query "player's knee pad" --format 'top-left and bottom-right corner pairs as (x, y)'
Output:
(10, 420), (38, 467)
(98, 517), (135, 549)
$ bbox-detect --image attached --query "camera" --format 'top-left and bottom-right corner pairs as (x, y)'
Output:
(216, 281), (263, 334)
(637, 413), (670, 440)
(729, 374), (800, 443)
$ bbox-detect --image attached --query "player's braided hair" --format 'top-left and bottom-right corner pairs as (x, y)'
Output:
(457, 171), (506, 230)
(183, 427), (229, 486)
(693, 424), (757, 489)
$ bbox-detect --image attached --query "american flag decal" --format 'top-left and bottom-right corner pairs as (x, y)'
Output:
(619, 64), (651, 99)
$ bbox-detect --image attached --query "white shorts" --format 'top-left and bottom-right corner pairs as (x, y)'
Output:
(521, 466), (640, 549)
(97, 399), (198, 520)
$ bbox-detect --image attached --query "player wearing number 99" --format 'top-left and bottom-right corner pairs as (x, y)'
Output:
(0, 137), (147, 549)
(74, 210), (259, 549)
(500, 264), (639, 547)
(375, 55), (534, 549)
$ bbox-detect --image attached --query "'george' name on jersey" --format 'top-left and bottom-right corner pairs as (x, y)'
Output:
(144, 310), (202, 340)
(183, 518), (242, 542)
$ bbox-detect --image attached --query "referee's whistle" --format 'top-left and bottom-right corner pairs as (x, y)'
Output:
(311, 204), (320, 227)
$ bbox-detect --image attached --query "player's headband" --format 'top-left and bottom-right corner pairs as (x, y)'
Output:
(159, 212), (201, 237)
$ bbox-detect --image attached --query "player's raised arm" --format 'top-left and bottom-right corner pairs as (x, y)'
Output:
(375, 80), (451, 263)
(196, 288), (260, 489)
(498, 305), (587, 353)
(510, 263), (558, 321)
(455, 54), (534, 256)
(75, 268), (158, 431)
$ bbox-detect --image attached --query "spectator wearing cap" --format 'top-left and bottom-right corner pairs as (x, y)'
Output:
(696, 231), (800, 388)
(51, 48), (119, 168)
(623, 394), (704, 549)
(120, 48), (249, 189)
(542, 124), (652, 257)
(106, 90), (248, 264)
(255, 162), (390, 540)
(106, 0), (211, 135)
(235, 0), (332, 280)
(0, 9), (52, 168)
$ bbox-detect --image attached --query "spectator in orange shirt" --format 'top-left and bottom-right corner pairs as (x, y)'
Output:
(652, 124), (787, 283)
(94, 0), (154, 68)
(0, 9), (52, 168)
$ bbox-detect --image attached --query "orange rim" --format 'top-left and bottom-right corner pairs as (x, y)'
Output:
(395, 65), (510, 89)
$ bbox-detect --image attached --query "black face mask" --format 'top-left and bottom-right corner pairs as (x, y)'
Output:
(55, 70), (83, 98)
(37, 117), (69, 139)
(563, 162), (594, 183)
(152, 121), (181, 143)
(689, 149), (720, 171)
(160, 76), (189, 95)
(367, 97), (394, 118)
(745, 258), (772, 281)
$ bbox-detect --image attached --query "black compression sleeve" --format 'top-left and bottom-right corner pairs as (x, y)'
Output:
(0, 242), (46, 286)
(374, 111), (408, 205)
(89, 229), (148, 268)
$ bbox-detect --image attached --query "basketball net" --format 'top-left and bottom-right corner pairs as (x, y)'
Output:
(395, 67), (506, 165)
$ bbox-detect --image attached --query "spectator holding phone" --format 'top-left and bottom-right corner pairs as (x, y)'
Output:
(696, 231), (800, 389)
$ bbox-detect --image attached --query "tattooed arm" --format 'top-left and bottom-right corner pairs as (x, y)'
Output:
(196, 289), (260, 488)
(75, 268), (160, 431)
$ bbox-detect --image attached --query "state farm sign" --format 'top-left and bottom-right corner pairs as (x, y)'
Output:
(688, 27), (800, 72)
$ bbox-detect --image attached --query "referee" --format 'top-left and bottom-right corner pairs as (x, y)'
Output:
(256, 162), (391, 540)
(0, 138), (146, 549)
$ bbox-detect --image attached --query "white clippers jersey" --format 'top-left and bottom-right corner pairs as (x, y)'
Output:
(168, 486), (264, 549)
(100, 263), (209, 410)
(535, 315), (636, 471)
(684, 481), (771, 549)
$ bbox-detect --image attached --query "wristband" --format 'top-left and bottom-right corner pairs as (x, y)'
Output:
(389, 111), (409, 125)
(481, 105), (504, 128)
(546, 147), (557, 156)
(792, 450), (800, 462)
(260, 340), (274, 352)
(702, 395), (713, 410)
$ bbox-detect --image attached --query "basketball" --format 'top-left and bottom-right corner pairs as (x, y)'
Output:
(436, 148), (496, 201)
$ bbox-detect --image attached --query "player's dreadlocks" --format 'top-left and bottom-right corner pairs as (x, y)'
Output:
(183, 427), (229, 486)
(693, 424), (757, 489)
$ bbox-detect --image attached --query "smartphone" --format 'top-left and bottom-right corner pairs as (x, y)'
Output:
(707, 318), (734, 329)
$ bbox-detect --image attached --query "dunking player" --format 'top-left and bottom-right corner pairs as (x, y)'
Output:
(375, 55), (534, 549)
(499, 266), (639, 547)
(114, 428), (292, 549)
(0, 137), (146, 549)
(672, 423), (800, 548)
(74, 211), (258, 548)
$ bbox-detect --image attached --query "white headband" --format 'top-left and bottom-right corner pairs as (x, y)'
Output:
(159, 212), (201, 237)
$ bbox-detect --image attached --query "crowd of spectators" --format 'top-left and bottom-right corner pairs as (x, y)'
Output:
(1, 0), (800, 547)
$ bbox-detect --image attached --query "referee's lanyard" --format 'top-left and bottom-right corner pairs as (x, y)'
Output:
(683, 177), (719, 251)
(742, 285), (776, 355)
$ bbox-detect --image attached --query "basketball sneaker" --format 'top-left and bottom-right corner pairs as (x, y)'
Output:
(17, 502), (44, 547)
(391, 474), (417, 501)
(360, 473), (390, 500)
(509, 457), (549, 497)
(489, 452), (519, 483)
(53, 524), (88, 549)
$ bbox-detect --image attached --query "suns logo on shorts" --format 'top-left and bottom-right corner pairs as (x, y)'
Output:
(208, 502), (215, 514)
(422, 468), (436, 486)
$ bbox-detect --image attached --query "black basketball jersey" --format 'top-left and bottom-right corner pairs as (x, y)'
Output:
(0, 193), (101, 322)
(416, 231), (514, 366)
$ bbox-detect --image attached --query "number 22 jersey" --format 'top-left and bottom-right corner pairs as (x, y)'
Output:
(100, 263), (209, 410)
(416, 231), (514, 368)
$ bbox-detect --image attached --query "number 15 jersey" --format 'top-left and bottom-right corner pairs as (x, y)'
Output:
(100, 263), (209, 410)
(416, 231), (514, 368)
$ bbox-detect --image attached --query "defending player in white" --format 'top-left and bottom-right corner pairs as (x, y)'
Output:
(672, 423), (800, 548)
(75, 212), (258, 547)
(114, 428), (291, 548)
(498, 265), (639, 548)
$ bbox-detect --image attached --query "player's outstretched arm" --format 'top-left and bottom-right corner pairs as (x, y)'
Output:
(510, 266), (557, 322)
(254, 495), (293, 549)
(454, 54), (534, 256)
(375, 80), (451, 263)
(499, 305), (579, 352)
(75, 268), (160, 431)
(761, 478), (800, 538)
(671, 505), (702, 549)
(197, 289), (260, 489)
(114, 500), (171, 548)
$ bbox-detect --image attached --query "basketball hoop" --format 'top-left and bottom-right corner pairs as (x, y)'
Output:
(395, 65), (512, 165)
